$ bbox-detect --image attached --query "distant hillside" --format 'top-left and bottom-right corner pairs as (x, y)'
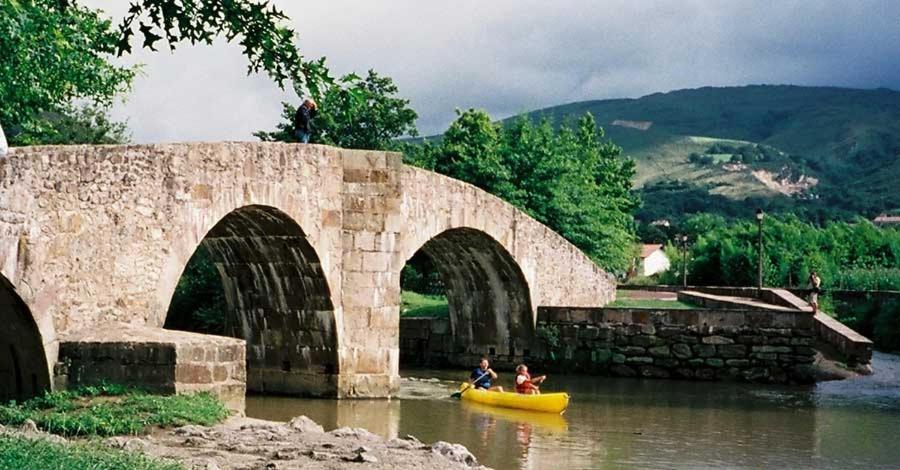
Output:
(514, 85), (900, 223)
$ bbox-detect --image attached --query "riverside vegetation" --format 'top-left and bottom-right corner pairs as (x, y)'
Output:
(0, 384), (228, 469)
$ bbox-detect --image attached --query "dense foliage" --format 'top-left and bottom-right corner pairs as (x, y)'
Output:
(657, 215), (900, 290)
(406, 111), (640, 272)
(0, 0), (136, 145)
(255, 70), (418, 149)
(164, 245), (227, 335)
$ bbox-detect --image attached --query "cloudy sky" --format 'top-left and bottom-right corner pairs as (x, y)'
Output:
(83, 0), (900, 143)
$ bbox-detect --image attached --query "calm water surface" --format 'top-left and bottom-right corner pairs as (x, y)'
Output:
(247, 352), (900, 469)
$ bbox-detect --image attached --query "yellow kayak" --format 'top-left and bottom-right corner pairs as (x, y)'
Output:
(458, 383), (569, 414)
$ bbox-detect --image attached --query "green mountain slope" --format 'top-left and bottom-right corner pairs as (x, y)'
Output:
(516, 85), (900, 221)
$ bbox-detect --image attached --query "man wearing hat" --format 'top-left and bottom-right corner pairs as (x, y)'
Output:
(293, 98), (318, 144)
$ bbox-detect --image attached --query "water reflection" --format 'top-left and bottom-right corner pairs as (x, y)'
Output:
(246, 353), (900, 469)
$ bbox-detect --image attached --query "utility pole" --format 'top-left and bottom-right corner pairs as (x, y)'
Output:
(756, 208), (765, 294)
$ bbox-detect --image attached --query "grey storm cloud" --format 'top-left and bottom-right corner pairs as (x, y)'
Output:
(83, 0), (900, 144)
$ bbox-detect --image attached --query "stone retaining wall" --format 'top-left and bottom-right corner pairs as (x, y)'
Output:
(400, 307), (819, 384)
(535, 307), (816, 383)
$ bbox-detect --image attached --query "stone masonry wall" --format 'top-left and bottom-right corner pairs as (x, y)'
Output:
(536, 307), (817, 384)
(55, 324), (246, 412)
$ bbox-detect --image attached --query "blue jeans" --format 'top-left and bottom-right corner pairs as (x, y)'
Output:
(295, 129), (310, 143)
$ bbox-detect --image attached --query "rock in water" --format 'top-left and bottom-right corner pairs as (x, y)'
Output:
(431, 441), (478, 466)
(287, 415), (324, 434)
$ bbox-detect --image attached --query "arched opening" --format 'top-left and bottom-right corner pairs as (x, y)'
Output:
(399, 228), (534, 371)
(165, 205), (339, 396)
(0, 274), (50, 402)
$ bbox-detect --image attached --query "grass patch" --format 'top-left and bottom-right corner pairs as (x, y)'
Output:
(0, 434), (181, 470)
(401, 290), (449, 318)
(608, 298), (697, 309)
(0, 384), (228, 437)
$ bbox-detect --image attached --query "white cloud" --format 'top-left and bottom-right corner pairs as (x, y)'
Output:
(83, 0), (900, 143)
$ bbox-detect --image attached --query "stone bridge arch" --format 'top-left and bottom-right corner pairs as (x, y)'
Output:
(404, 227), (535, 363)
(395, 167), (616, 365)
(163, 204), (340, 396)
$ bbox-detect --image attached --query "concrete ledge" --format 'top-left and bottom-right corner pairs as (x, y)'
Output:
(55, 323), (246, 413)
(814, 313), (873, 366)
(678, 290), (800, 312)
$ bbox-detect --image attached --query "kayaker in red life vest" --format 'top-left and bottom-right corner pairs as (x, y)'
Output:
(470, 357), (504, 392)
(515, 364), (546, 395)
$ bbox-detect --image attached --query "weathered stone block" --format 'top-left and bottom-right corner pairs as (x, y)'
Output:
(725, 359), (751, 367)
(692, 344), (716, 357)
(655, 357), (679, 368)
(687, 358), (706, 367)
(672, 343), (693, 359)
(702, 335), (734, 345)
(648, 345), (671, 357)
(736, 335), (764, 345)
(578, 326), (600, 341)
(611, 354), (626, 364)
(752, 345), (791, 354)
(626, 356), (653, 365)
(632, 335), (663, 347)
(705, 358), (725, 368)
(717, 344), (747, 358)
(620, 346), (647, 356)
(676, 335), (699, 344)
(656, 326), (683, 338)
(592, 348), (613, 364)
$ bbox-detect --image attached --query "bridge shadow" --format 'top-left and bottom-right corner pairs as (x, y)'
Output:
(164, 205), (340, 397)
(400, 227), (535, 371)
(0, 274), (51, 402)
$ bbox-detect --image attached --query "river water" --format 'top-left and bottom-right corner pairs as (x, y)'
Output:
(247, 352), (900, 469)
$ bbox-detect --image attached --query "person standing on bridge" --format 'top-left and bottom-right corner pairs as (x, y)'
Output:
(808, 270), (822, 314)
(293, 98), (318, 144)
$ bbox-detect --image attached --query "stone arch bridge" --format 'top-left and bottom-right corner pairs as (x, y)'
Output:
(0, 143), (614, 402)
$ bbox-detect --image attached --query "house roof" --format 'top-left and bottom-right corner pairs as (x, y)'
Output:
(874, 214), (900, 225)
(640, 244), (664, 258)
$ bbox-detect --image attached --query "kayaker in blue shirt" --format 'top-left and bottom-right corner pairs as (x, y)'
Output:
(469, 357), (504, 392)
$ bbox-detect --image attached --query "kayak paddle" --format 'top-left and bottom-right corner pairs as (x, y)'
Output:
(451, 370), (490, 399)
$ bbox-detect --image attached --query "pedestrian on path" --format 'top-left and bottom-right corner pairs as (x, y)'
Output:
(808, 271), (822, 314)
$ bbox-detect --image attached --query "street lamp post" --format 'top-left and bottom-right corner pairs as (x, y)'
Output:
(680, 234), (689, 287)
(756, 208), (765, 293)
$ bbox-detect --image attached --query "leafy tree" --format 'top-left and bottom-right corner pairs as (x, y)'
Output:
(408, 110), (640, 272)
(0, 0), (136, 145)
(437, 109), (515, 199)
(113, 0), (333, 97)
(255, 70), (418, 150)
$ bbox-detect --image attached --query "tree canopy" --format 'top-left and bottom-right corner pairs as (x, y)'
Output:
(407, 111), (640, 273)
(0, 0), (136, 144)
(255, 70), (418, 150)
